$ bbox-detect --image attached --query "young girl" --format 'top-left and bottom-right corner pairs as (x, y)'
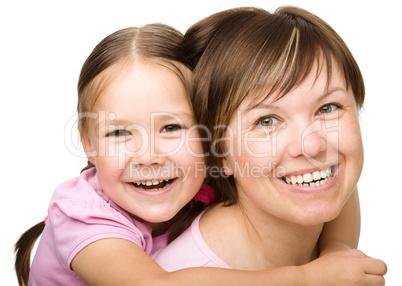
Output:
(156, 6), (387, 285)
(15, 22), (383, 286)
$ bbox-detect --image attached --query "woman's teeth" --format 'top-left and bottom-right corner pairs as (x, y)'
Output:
(133, 179), (174, 191)
(284, 167), (333, 186)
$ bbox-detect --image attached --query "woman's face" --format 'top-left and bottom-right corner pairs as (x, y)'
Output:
(222, 60), (363, 225)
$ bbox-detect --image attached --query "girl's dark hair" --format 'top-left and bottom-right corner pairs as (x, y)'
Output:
(14, 222), (45, 286)
(14, 23), (199, 284)
(182, 6), (365, 207)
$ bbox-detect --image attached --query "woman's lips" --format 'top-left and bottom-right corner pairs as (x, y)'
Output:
(283, 166), (334, 187)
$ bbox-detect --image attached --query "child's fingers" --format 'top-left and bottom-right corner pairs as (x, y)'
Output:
(364, 258), (388, 276)
(365, 274), (386, 286)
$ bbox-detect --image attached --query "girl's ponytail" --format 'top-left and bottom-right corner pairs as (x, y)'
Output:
(14, 221), (45, 286)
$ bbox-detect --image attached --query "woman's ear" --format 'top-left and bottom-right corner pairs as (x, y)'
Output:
(221, 134), (234, 176)
(222, 157), (234, 176)
(80, 128), (96, 166)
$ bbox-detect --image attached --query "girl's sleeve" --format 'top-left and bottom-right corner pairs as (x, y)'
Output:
(49, 198), (150, 269)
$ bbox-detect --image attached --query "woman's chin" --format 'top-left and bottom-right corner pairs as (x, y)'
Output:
(290, 203), (343, 226)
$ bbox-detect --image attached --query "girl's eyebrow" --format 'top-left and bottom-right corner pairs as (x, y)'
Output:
(97, 112), (195, 126)
(97, 119), (132, 126)
(152, 113), (195, 121)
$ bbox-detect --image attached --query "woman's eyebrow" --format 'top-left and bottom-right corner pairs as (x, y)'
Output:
(244, 102), (280, 114)
(244, 87), (347, 113)
(318, 87), (347, 101)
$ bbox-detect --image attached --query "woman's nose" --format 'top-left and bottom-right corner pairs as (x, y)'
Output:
(286, 119), (327, 159)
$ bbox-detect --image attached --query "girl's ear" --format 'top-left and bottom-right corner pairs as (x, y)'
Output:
(222, 157), (234, 176)
(80, 128), (96, 166)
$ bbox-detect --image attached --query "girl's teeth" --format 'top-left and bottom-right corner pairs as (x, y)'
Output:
(133, 179), (174, 191)
(135, 179), (167, 186)
(284, 167), (333, 186)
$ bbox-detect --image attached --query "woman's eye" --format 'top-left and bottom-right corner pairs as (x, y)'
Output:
(318, 104), (338, 114)
(257, 116), (279, 127)
(107, 129), (130, 137)
(161, 125), (183, 133)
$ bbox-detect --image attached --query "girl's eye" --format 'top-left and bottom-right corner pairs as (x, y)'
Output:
(318, 104), (338, 114)
(257, 116), (279, 127)
(161, 124), (183, 133)
(107, 129), (130, 137)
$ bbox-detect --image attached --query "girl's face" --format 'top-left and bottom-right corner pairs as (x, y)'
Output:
(222, 59), (363, 225)
(82, 59), (205, 224)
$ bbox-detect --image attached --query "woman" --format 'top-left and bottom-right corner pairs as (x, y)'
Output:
(156, 6), (387, 284)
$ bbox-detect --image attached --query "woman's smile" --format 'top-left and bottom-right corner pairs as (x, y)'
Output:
(279, 165), (339, 195)
(283, 166), (334, 187)
(222, 58), (363, 225)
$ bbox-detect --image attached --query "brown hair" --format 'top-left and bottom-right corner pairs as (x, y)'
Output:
(14, 222), (45, 286)
(183, 6), (365, 206)
(14, 23), (195, 285)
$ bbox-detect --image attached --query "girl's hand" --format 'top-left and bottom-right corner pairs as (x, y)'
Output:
(302, 249), (387, 286)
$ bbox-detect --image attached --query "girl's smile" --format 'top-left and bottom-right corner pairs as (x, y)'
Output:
(82, 58), (205, 225)
(127, 177), (179, 196)
(131, 178), (176, 191)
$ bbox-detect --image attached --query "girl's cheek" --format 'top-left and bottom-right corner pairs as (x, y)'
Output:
(184, 140), (204, 159)
(152, 137), (183, 156)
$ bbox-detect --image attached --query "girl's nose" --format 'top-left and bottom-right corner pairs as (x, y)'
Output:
(133, 145), (166, 166)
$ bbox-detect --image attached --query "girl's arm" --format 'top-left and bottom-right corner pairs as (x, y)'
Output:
(319, 186), (361, 255)
(71, 235), (386, 286)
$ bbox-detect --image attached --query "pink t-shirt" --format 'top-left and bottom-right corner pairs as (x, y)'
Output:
(155, 210), (231, 270)
(29, 168), (169, 286)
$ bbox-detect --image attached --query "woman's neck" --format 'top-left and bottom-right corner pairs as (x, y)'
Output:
(200, 202), (323, 270)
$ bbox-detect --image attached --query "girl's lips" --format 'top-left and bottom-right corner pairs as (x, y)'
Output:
(132, 178), (175, 191)
(128, 178), (178, 194)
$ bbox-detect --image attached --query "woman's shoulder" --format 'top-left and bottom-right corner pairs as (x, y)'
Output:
(155, 208), (231, 270)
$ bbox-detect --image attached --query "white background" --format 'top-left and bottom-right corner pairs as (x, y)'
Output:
(1, 0), (400, 284)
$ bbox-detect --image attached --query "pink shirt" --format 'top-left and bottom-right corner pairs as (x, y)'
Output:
(155, 210), (231, 270)
(29, 168), (169, 286)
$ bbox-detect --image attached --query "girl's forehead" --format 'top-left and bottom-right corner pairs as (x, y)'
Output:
(93, 59), (190, 108)
(87, 62), (194, 126)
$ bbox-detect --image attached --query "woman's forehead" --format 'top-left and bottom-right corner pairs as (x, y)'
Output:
(241, 55), (347, 111)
